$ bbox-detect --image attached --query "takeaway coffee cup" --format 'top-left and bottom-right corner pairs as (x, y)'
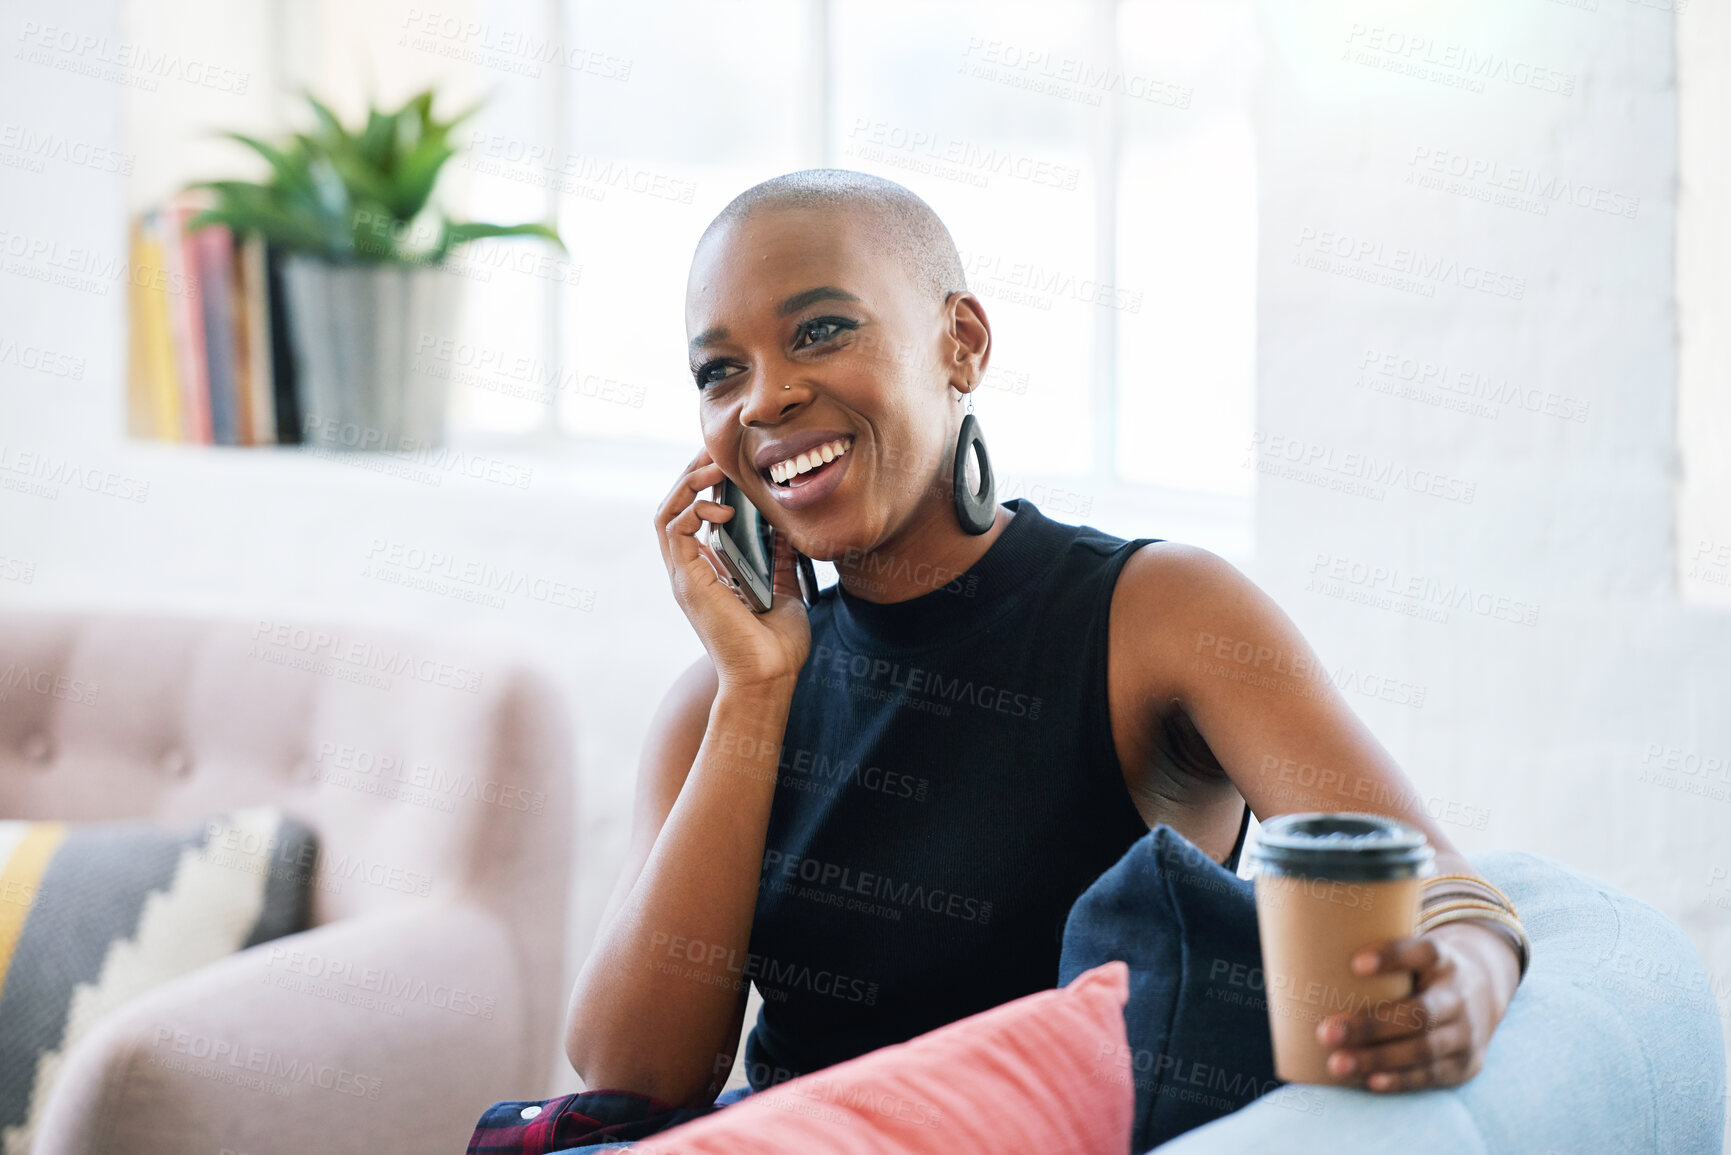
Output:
(1245, 812), (1436, 1085)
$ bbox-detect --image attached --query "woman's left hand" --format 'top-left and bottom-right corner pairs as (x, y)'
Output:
(1315, 921), (1522, 1092)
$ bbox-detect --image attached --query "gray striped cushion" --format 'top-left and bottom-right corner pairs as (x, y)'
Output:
(0, 808), (317, 1150)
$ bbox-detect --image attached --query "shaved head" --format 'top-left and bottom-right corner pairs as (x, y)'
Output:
(697, 169), (968, 305)
(682, 167), (997, 577)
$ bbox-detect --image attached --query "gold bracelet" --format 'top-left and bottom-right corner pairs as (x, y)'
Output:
(1417, 908), (1530, 979)
(1416, 904), (1531, 980)
(1417, 905), (1529, 963)
(1417, 897), (1512, 923)
(1421, 873), (1519, 916)
(1422, 887), (1522, 929)
(1422, 886), (1517, 917)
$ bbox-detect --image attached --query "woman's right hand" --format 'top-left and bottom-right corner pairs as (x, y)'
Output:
(655, 446), (811, 692)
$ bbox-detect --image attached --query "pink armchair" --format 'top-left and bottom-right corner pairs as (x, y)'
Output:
(0, 610), (574, 1155)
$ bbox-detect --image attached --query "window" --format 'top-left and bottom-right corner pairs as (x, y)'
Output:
(300, 0), (1259, 519)
(528, 0), (1251, 501)
(549, 0), (817, 444)
(1115, 0), (1257, 496)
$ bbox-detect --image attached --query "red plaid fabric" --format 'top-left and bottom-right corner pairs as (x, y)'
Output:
(467, 1089), (734, 1153)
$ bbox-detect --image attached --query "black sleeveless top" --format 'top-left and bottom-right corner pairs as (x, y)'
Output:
(740, 498), (1250, 1090)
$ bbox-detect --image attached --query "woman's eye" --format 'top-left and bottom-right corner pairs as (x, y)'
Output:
(793, 316), (856, 349)
(691, 318), (856, 387)
(693, 361), (742, 389)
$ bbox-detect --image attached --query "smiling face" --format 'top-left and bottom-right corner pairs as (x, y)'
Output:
(685, 205), (990, 562)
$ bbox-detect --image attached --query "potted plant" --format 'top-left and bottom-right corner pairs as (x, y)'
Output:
(188, 89), (564, 450)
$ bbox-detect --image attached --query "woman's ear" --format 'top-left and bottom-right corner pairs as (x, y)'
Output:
(944, 291), (992, 390)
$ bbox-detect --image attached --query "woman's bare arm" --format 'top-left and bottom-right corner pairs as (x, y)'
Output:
(1113, 542), (1520, 1090)
(1113, 544), (1502, 893)
(566, 447), (812, 1104)
(564, 655), (795, 1106)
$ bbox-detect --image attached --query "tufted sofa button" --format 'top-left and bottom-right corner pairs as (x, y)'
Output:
(20, 732), (52, 764)
(159, 748), (192, 778)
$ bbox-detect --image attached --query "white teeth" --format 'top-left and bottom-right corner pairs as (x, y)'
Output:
(768, 437), (851, 485)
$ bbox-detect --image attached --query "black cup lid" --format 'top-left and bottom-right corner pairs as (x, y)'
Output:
(1246, 812), (1435, 881)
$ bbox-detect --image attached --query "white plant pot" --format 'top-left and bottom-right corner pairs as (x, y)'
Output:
(280, 255), (463, 450)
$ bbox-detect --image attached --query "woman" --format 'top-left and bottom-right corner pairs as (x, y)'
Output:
(563, 169), (1523, 1114)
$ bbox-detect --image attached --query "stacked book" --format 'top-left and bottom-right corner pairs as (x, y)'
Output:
(125, 191), (300, 445)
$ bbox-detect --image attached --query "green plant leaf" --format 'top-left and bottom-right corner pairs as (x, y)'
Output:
(185, 176), (339, 253)
(183, 88), (560, 266)
(391, 140), (456, 220)
(347, 196), (407, 261)
(186, 206), (332, 252)
(320, 143), (398, 211)
(304, 92), (352, 147)
(434, 220), (566, 262)
(223, 132), (316, 196)
(357, 108), (399, 172)
(450, 221), (564, 243)
(400, 89), (436, 133)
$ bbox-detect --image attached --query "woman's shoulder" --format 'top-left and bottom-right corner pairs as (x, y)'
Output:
(1116, 539), (1245, 592)
(1113, 538), (1270, 622)
(1108, 538), (1305, 684)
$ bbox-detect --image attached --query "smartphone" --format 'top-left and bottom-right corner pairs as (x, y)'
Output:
(707, 478), (819, 611)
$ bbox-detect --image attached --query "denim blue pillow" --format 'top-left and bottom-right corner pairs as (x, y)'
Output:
(1058, 824), (1280, 1153)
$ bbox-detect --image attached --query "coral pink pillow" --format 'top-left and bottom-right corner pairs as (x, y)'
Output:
(636, 961), (1133, 1155)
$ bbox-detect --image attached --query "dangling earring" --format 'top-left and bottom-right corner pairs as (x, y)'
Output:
(953, 391), (995, 535)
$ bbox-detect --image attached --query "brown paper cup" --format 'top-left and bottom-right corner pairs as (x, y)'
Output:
(1246, 813), (1434, 1085)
